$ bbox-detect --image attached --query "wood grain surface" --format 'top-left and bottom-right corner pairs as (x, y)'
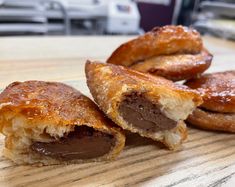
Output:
(0, 35), (234, 187)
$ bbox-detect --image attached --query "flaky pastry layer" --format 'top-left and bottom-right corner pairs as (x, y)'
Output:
(130, 48), (212, 81)
(185, 71), (235, 113)
(0, 81), (125, 165)
(107, 25), (203, 66)
(85, 61), (202, 149)
(187, 108), (235, 132)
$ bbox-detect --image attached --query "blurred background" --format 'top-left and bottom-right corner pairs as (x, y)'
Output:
(0, 0), (234, 39)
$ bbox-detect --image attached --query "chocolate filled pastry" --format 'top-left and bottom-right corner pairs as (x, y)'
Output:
(107, 25), (212, 81)
(85, 61), (202, 149)
(0, 81), (125, 165)
(185, 71), (235, 132)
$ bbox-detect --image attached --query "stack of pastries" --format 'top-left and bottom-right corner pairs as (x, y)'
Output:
(0, 25), (233, 166)
(185, 71), (235, 132)
(107, 25), (212, 81)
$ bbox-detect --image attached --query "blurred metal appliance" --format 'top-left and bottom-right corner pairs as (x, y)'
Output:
(0, 0), (47, 35)
(0, 0), (68, 35)
(49, 0), (140, 34)
(46, 0), (107, 35)
(0, 0), (141, 35)
(106, 0), (140, 34)
(193, 1), (235, 40)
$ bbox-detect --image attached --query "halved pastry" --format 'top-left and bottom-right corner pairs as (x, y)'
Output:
(107, 25), (212, 81)
(85, 61), (202, 149)
(185, 71), (235, 132)
(0, 81), (125, 165)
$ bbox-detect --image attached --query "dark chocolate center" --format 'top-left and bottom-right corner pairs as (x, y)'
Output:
(119, 92), (177, 132)
(31, 126), (115, 160)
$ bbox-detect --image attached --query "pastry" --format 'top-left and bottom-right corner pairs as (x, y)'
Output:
(0, 81), (125, 165)
(185, 71), (235, 132)
(85, 61), (202, 149)
(107, 25), (212, 81)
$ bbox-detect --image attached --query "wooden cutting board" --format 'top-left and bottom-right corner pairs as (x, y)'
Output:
(0, 36), (234, 187)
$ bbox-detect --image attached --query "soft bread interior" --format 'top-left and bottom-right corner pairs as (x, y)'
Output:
(0, 111), (117, 165)
(1, 111), (72, 165)
(116, 88), (199, 123)
(115, 91), (189, 149)
(158, 92), (197, 122)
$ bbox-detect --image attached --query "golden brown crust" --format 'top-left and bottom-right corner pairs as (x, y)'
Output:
(85, 61), (203, 149)
(130, 48), (212, 81)
(185, 71), (235, 113)
(86, 61), (202, 112)
(187, 108), (235, 133)
(0, 81), (125, 165)
(0, 81), (118, 131)
(107, 25), (202, 67)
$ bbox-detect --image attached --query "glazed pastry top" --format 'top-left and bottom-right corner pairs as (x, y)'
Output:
(0, 81), (119, 132)
(107, 25), (202, 66)
(185, 71), (235, 113)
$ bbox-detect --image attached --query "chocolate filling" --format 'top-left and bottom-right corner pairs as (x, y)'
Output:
(31, 126), (115, 161)
(119, 92), (177, 132)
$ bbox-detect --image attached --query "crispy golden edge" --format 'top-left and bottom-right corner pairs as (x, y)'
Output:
(0, 81), (126, 161)
(185, 71), (235, 113)
(85, 61), (203, 149)
(130, 48), (212, 81)
(107, 25), (202, 67)
(86, 61), (202, 111)
(187, 108), (235, 133)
